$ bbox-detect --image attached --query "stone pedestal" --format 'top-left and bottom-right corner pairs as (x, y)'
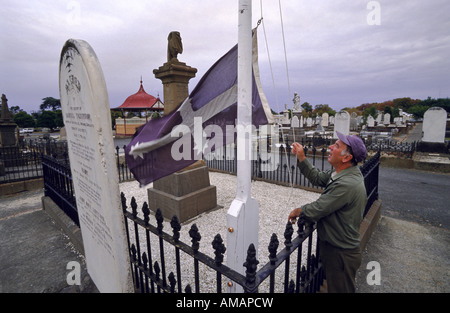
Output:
(153, 60), (197, 114)
(0, 122), (17, 147)
(148, 161), (218, 223)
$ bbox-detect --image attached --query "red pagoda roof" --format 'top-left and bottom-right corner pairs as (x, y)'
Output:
(114, 80), (163, 111)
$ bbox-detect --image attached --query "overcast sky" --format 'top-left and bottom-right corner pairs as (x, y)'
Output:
(1, 0), (449, 114)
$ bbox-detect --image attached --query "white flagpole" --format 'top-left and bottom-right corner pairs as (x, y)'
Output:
(226, 0), (259, 293)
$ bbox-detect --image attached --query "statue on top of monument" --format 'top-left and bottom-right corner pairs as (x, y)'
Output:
(1, 94), (10, 120)
(292, 92), (302, 112)
(167, 31), (183, 62)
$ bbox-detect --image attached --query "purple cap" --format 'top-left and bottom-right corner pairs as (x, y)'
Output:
(336, 131), (367, 163)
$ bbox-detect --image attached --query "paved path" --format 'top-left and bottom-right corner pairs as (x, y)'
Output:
(0, 189), (97, 293)
(404, 123), (423, 143)
(355, 165), (450, 292)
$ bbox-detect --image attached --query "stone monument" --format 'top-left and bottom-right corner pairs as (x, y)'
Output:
(291, 92), (303, 123)
(292, 92), (302, 112)
(418, 107), (448, 153)
(334, 110), (350, 138)
(59, 39), (133, 292)
(315, 115), (324, 133)
(0, 94), (18, 147)
(322, 113), (329, 127)
(422, 107), (446, 143)
(149, 32), (218, 223)
(0, 94), (19, 173)
(367, 115), (375, 127)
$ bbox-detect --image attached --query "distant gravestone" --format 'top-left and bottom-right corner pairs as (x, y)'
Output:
(291, 115), (299, 128)
(306, 117), (312, 127)
(376, 113), (382, 124)
(384, 113), (391, 125)
(334, 110), (350, 138)
(59, 39), (133, 292)
(367, 115), (375, 127)
(422, 107), (447, 143)
(322, 113), (329, 127)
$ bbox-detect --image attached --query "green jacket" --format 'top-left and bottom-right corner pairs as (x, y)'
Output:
(298, 159), (367, 249)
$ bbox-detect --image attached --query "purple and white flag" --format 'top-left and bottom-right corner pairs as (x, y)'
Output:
(125, 30), (273, 186)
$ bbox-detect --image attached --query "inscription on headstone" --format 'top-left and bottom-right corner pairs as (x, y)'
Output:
(59, 39), (133, 293)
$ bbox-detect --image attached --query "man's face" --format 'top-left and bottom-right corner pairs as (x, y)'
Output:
(328, 139), (350, 166)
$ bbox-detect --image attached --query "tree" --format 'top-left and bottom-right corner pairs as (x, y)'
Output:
(55, 110), (64, 128)
(9, 106), (23, 116)
(301, 102), (312, 114)
(408, 105), (428, 119)
(13, 111), (36, 128)
(36, 110), (57, 130)
(40, 97), (61, 111)
(362, 106), (377, 122)
(314, 104), (336, 117)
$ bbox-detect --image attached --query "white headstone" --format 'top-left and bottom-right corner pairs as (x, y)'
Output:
(384, 113), (391, 125)
(291, 115), (299, 128)
(422, 107), (447, 143)
(322, 113), (329, 127)
(306, 117), (312, 127)
(367, 115), (375, 127)
(59, 39), (133, 293)
(376, 113), (382, 124)
(334, 110), (350, 138)
(356, 116), (362, 125)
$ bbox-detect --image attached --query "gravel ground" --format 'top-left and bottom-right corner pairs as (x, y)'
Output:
(119, 171), (320, 292)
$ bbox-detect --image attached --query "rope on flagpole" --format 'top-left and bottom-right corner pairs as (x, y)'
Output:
(258, 0), (296, 209)
(279, 0), (291, 100)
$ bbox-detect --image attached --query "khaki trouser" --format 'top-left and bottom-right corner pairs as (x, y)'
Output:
(319, 240), (362, 293)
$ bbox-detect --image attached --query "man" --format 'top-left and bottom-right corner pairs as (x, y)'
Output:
(288, 131), (368, 293)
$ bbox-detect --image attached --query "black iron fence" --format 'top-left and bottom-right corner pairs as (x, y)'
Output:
(42, 155), (78, 226)
(122, 150), (380, 293)
(0, 139), (68, 184)
(122, 194), (323, 293)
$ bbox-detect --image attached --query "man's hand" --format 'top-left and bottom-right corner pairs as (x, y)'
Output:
(288, 207), (302, 224)
(291, 142), (306, 163)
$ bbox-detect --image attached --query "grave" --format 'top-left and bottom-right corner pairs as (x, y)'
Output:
(291, 115), (299, 128)
(0, 94), (21, 172)
(59, 39), (133, 292)
(0, 94), (18, 148)
(422, 107), (446, 143)
(367, 115), (375, 127)
(322, 112), (329, 127)
(333, 110), (350, 138)
(418, 107), (448, 153)
(148, 32), (218, 223)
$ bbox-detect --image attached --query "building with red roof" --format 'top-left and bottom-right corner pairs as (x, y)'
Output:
(112, 79), (164, 137)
